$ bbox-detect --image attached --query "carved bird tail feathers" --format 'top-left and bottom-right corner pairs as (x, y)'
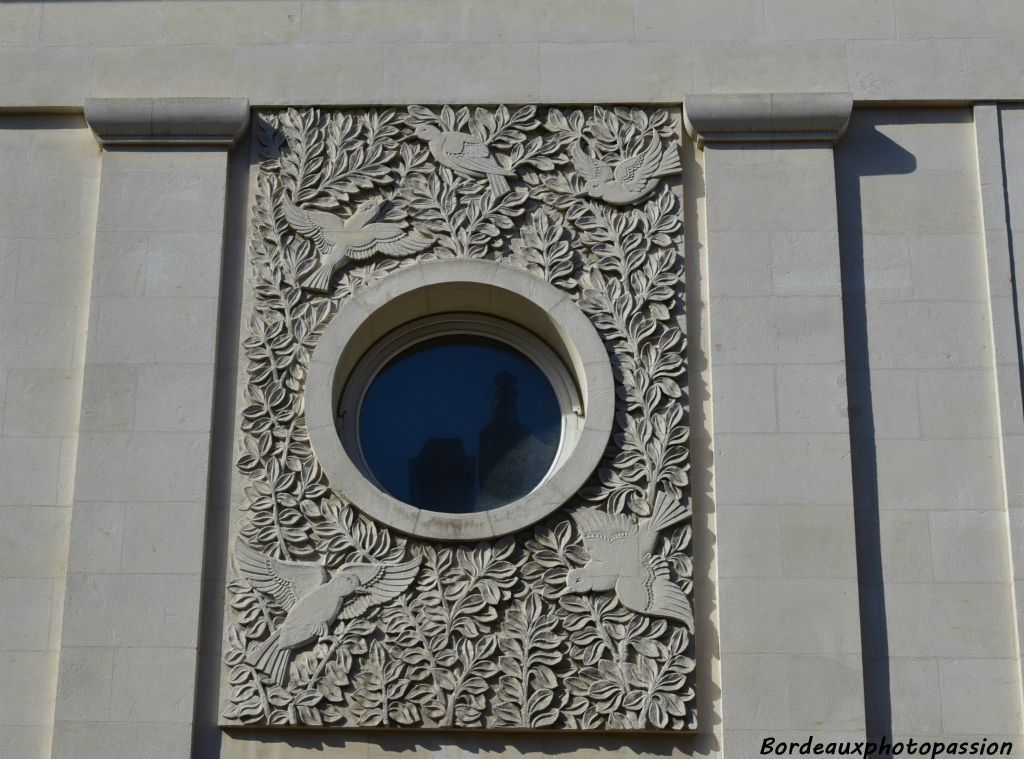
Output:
(488, 172), (510, 197)
(646, 492), (688, 533)
(643, 554), (694, 630)
(248, 628), (290, 686)
(302, 257), (340, 294)
(656, 143), (682, 177)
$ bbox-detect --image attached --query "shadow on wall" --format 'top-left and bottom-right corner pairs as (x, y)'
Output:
(224, 728), (719, 757)
(191, 127), (253, 758)
(835, 112), (917, 756)
(680, 125), (723, 756)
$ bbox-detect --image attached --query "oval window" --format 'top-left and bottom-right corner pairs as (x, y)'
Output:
(340, 314), (582, 515)
(358, 335), (562, 513)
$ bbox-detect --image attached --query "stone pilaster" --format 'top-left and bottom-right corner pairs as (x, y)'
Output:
(50, 98), (247, 759)
(685, 93), (865, 754)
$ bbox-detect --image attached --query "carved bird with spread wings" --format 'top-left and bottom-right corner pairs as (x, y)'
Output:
(413, 123), (516, 197)
(234, 539), (420, 685)
(572, 135), (681, 206)
(564, 494), (693, 630)
(283, 195), (433, 293)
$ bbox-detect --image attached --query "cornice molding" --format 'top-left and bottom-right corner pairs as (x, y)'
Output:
(683, 93), (853, 146)
(84, 97), (249, 147)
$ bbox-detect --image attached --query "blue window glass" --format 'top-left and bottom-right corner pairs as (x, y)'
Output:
(357, 335), (562, 513)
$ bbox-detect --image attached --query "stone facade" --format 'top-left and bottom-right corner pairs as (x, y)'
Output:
(0, 2), (1022, 758)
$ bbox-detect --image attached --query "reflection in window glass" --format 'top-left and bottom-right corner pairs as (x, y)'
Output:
(357, 336), (561, 513)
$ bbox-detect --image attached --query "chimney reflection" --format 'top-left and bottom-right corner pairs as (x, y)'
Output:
(478, 370), (551, 509)
(406, 367), (555, 514)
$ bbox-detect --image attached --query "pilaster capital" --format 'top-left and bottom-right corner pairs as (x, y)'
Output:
(84, 97), (249, 147)
(683, 93), (853, 147)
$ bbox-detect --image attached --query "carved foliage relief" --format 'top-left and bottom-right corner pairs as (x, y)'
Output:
(223, 105), (693, 730)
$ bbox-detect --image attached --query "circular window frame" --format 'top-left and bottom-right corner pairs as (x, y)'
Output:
(305, 259), (614, 542)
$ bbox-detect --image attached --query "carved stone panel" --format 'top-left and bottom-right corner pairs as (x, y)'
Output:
(221, 105), (693, 731)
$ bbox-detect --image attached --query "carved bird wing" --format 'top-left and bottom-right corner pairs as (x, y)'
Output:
(572, 141), (613, 183)
(345, 224), (434, 261)
(234, 539), (328, 613)
(645, 490), (689, 533)
(335, 557), (421, 620)
(613, 137), (665, 190)
(442, 131), (509, 175)
(282, 195), (335, 254)
(618, 554), (693, 630)
(572, 508), (639, 564)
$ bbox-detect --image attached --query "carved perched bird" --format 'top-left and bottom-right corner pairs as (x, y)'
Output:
(283, 195), (433, 293)
(413, 123), (516, 196)
(564, 495), (693, 629)
(572, 136), (681, 205)
(234, 540), (420, 685)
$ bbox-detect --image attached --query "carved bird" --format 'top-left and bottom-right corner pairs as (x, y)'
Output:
(564, 495), (693, 629)
(283, 195), (433, 293)
(234, 539), (420, 685)
(413, 123), (516, 196)
(572, 135), (681, 205)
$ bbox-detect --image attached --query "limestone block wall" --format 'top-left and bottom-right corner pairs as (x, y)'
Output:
(1, 0), (1024, 106)
(837, 108), (1022, 746)
(0, 117), (99, 759)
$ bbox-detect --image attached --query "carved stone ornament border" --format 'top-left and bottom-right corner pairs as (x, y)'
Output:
(222, 104), (694, 731)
